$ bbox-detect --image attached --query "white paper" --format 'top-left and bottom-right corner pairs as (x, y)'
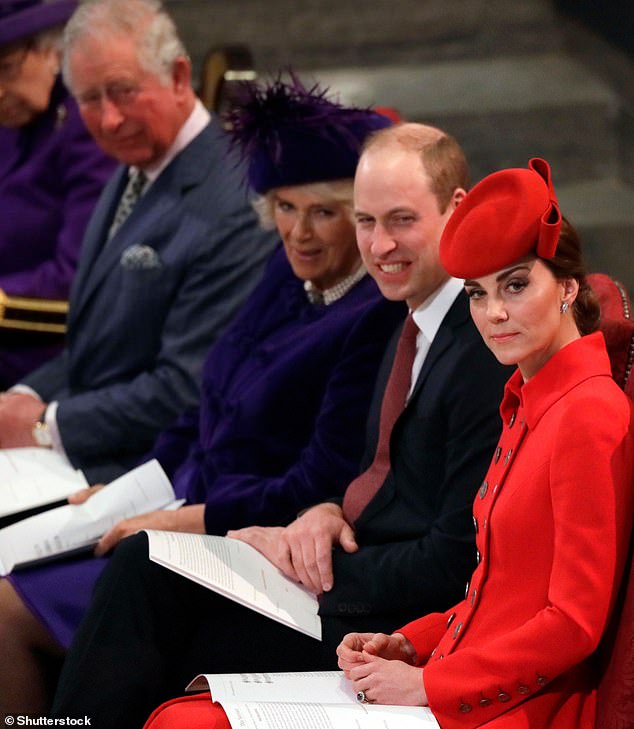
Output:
(186, 670), (439, 729)
(146, 531), (322, 640)
(187, 671), (355, 702)
(222, 702), (439, 729)
(0, 448), (87, 518)
(0, 459), (174, 575)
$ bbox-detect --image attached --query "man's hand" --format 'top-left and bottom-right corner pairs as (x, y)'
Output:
(278, 502), (358, 594)
(226, 526), (287, 568)
(230, 503), (358, 595)
(0, 393), (47, 447)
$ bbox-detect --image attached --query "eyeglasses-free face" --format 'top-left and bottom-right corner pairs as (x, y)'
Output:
(0, 41), (58, 127)
(69, 33), (191, 168)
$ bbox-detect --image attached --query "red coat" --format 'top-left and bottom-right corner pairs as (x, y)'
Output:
(400, 332), (634, 729)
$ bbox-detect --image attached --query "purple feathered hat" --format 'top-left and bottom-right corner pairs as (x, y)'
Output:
(0, 0), (76, 48)
(225, 73), (394, 194)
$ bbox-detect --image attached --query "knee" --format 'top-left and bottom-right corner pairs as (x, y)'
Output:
(143, 695), (230, 729)
(0, 579), (50, 650)
(105, 531), (151, 581)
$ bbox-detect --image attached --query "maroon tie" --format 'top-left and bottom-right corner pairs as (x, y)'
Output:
(343, 314), (419, 524)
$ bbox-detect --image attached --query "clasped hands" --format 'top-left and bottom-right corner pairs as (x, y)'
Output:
(336, 631), (427, 706)
(0, 391), (47, 447)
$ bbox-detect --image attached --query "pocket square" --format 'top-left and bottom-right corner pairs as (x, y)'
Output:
(120, 244), (162, 270)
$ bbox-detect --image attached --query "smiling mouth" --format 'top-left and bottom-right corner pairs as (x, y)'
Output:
(378, 263), (408, 273)
(293, 248), (322, 260)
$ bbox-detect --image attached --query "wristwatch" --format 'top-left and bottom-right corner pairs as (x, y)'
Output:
(32, 409), (53, 448)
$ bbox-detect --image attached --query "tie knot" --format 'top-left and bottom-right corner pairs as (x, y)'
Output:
(402, 313), (419, 342)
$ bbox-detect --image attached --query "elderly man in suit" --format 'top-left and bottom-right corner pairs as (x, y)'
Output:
(0, 0), (275, 482)
(51, 122), (513, 728)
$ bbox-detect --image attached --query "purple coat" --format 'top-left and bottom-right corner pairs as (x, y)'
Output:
(10, 247), (406, 647)
(0, 77), (115, 386)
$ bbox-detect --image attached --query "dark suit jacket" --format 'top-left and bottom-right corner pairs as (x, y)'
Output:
(24, 117), (277, 482)
(319, 290), (513, 629)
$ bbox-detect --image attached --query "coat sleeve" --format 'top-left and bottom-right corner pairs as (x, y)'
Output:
(197, 300), (405, 534)
(420, 390), (634, 729)
(318, 337), (510, 618)
(48, 211), (277, 469)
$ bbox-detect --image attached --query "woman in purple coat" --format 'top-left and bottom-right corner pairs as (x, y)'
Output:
(0, 0), (115, 387)
(0, 76), (405, 714)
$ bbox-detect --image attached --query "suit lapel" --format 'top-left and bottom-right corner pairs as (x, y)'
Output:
(69, 123), (214, 326)
(355, 291), (471, 523)
(407, 290), (470, 404)
(68, 167), (128, 326)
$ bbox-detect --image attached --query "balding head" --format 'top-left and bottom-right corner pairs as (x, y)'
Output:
(361, 122), (470, 213)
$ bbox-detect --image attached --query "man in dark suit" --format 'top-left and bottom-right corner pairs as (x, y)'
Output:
(0, 0), (275, 482)
(51, 123), (512, 727)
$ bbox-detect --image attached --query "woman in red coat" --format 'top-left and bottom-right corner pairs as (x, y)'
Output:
(337, 158), (634, 728)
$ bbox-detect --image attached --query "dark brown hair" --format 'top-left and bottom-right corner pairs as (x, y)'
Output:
(542, 216), (601, 335)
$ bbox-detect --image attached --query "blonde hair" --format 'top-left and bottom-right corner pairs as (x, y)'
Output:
(252, 179), (354, 230)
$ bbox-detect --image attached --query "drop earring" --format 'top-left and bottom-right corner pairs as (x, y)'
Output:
(560, 301), (569, 314)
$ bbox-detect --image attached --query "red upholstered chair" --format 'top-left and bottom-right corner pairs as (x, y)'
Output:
(590, 273), (634, 729)
(588, 274), (634, 399)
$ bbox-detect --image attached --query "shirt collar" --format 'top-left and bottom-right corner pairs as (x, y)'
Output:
(411, 276), (463, 341)
(304, 265), (367, 306)
(132, 100), (211, 185)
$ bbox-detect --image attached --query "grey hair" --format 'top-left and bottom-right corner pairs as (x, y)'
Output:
(62, 0), (187, 90)
(252, 179), (355, 230)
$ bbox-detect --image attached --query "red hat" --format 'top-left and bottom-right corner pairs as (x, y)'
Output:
(440, 157), (561, 279)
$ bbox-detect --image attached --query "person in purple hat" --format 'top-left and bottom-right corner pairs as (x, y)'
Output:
(50, 118), (512, 726)
(0, 0), (115, 387)
(337, 159), (633, 729)
(0, 73), (405, 716)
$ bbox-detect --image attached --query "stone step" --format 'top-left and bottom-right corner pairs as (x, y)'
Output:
(301, 52), (619, 183)
(166, 0), (565, 73)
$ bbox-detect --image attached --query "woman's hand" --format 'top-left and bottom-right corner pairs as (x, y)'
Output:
(348, 653), (428, 706)
(94, 503), (205, 557)
(337, 632), (417, 675)
(67, 484), (104, 504)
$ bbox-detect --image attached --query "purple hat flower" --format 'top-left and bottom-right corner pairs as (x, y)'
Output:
(0, 0), (77, 48)
(225, 73), (394, 194)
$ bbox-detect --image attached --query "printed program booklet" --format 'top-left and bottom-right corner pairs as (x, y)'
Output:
(185, 670), (440, 729)
(145, 530), (322, 640)
(0, 447), (87, 520)
(0, 459), (176, 575)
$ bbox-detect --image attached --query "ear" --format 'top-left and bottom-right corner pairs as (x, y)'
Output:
(171, 55), (192, 97)
(449, 187), (468, 212)
(561, 277), (580, 305)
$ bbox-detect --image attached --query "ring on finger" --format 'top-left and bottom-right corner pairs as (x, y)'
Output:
(356, 690), (369, 704)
